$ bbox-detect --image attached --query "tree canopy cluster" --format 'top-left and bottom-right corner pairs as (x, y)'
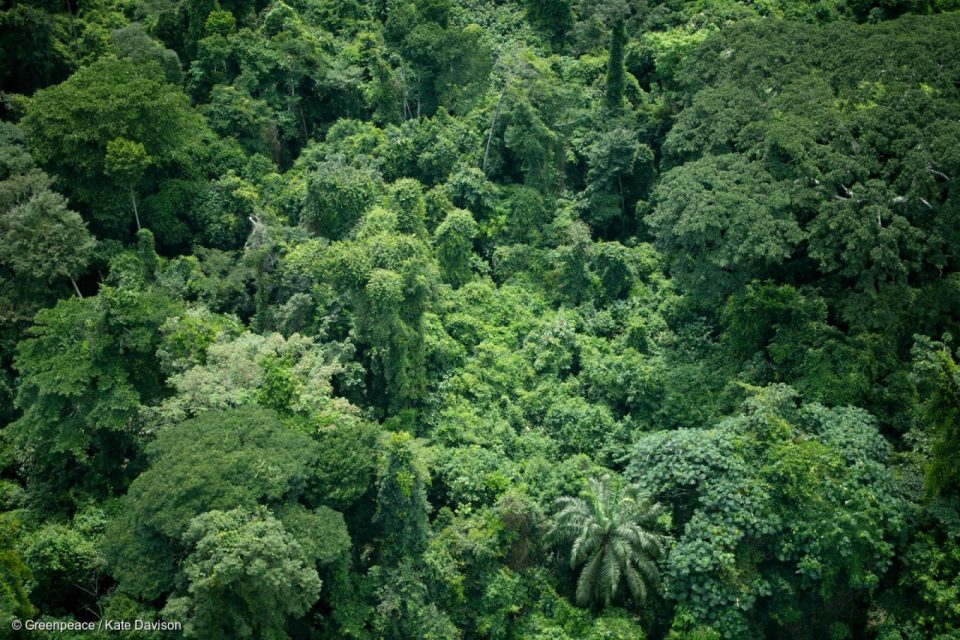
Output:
(2, 0), (960, 638)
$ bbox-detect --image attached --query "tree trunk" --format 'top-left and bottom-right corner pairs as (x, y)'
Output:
(297, 103), (308, 143)
(70, 277), (83, 298)
(130, 187), (141, 232)
(483, 82), (508, 175)
(618, 172), (625, 216)
(64, 0), (77, 46)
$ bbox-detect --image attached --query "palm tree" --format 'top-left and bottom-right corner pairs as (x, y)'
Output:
(549, 475), (668, 608)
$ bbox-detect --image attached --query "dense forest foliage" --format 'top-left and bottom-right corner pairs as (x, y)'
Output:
(2, 0), (960, 637)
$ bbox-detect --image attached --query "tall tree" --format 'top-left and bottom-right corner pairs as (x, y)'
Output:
(22, 58), (210, 237)
(0, 170), (94, 296)
(434, 208), (477, 288)
(104, 406), (347, 603)
(11, 285), (180, 507)
(104, 138), (150, 232)
(320, 206), (439, 413)
(375, 431), (431, 565)
(604, 18), (626, 111)
(170, 506), (325, 639)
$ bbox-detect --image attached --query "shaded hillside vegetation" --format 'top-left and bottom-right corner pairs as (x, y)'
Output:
(2, 0), (960, 638)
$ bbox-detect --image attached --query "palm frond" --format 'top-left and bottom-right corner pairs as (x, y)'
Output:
(576, 549), (603, 607)
(549, 475), (668, 608)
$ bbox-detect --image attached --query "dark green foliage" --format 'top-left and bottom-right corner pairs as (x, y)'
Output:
(648, 154), (804, 304)
(303, 159), (382, 238)
(434, 208), (477, 287)
(110, 23), (183, 84)
(375, 431), (431, 565)
(0, 170), (93, 287)
(21, 506), (106, 616)
(890, 506), (960, 637)
(0, 130), (96, 423)
(22, 58), (211, 237)
(171, 506), (326, 639)
(630, 387), (905, 637)
(604, 19), (626, 111)
(583, 127), (655, 232)
(382, 0), (491, 117)
(525, 0), (574, 47)
(11, 286), (180, 506)
(310, 419), (382, 511)
(0, 4), (72, 94)
(191, 172), (256, 249)
(105, 405), (339, 603)
(913, 338), (960, 498)
(318, 205), (439, 412)
(373, 559), (460, 640)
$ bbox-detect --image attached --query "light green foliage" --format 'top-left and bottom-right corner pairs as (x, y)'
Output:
(387, 177), (428, 236)
(0, 513), (33, 623)
(666, 606), (721, 640)
(549, 475), (667, 608)
(104, 138), (150, 188)
(155, 306), (243, 375)
(0, 134), (96, 415)
(149, 330), (355, 429)
(537, 392), (625, 464)
(497, 185), (551, 245)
